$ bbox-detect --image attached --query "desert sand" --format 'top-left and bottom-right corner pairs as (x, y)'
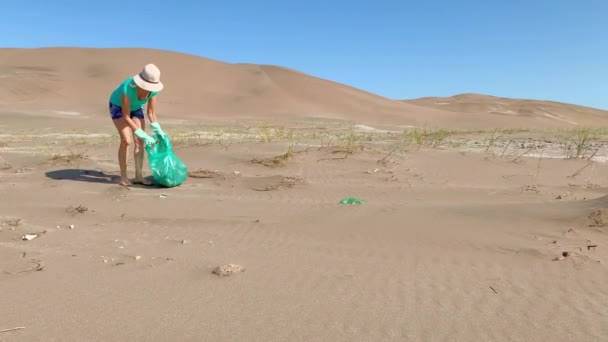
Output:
(1, 48), (608, 341)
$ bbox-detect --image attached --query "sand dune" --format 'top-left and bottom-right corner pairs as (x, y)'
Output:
(1, 48), (607, 129)
(0, 47), (434, 125)
(404, 93), (608, 127)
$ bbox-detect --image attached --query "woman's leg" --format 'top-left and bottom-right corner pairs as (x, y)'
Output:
(112, 118), (132, 186)
(132, 117), (152, 185)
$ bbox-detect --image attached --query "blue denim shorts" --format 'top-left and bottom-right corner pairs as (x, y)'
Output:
(109, 102), (144, 120)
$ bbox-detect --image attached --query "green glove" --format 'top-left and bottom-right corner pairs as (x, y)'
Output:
(134, 128), (156, 145)
(150, 122), (166, 137)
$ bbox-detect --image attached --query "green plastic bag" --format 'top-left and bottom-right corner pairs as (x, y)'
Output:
(339, 197), (364, 205)
(145, 133), (188, 188)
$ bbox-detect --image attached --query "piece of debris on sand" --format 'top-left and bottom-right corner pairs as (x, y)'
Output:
(212, 264), (246, 277)
(67, 205), (88, 216)
(522, 185), (540, 194)
(22, 234), (38, 241)
(2, 218), (23, 227)
(10, 259), (44, 274)
(588, 209), (608, 227)
(0, 326), (26, 333)
(553, 251), (571, 261)
(252, 157), (288, 168)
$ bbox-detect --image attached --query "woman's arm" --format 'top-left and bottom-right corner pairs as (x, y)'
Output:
(121, 94), (139, 131)
(146, 95), (166, 137)
(146, 96), (158, 123)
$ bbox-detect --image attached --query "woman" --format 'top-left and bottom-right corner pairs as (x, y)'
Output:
(109, 63), (167, 186)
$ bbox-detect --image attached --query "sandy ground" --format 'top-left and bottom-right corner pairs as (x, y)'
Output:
(2, 118), (608, 341)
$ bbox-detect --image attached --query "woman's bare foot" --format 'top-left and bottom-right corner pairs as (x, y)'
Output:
(133, 178), (153, 186)
(119, 179), (132, 187)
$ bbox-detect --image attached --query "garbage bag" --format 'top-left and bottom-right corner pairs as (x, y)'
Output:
(145, 134), (188, 188)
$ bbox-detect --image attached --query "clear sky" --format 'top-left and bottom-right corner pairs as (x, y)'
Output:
(2, 0), (607, 109)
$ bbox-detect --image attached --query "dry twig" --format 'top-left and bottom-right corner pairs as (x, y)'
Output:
(1, 327), (25, 333)
(568, 161), (593, 178)
(511, 147), (534, 163)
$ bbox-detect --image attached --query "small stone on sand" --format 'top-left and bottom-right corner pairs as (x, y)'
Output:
(212, 264), (245, 277)
(134, 256), (142, 261)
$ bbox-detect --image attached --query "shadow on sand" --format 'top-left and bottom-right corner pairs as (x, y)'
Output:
(45, 169), (161, 189)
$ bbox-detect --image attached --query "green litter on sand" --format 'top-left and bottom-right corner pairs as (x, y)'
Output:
(339, 197), (365, 205)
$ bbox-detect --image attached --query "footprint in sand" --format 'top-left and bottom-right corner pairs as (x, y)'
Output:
(104, 185), (130, 200)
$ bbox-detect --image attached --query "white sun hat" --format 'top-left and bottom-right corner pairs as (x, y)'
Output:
(133, 63), (164, 92)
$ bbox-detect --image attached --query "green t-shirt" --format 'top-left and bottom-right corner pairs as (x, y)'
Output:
(109, 76), (159, 111)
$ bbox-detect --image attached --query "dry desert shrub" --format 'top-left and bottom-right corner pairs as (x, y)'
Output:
(403, 128), (451, 149)
(252, 144), (296, 168)
(49, 149), (88, 164)
(560, 127), (603, 159)
(257, 124), (294, 143)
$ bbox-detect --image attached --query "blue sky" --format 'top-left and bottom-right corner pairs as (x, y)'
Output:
(2, 0), (607, 109)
